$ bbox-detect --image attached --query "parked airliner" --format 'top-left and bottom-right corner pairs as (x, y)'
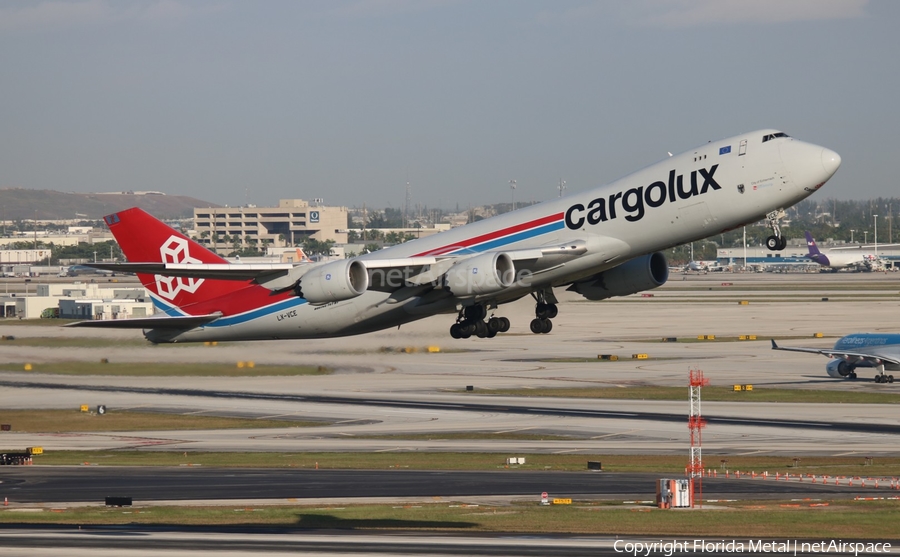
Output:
(804, 232), (880, 271)
(72, 129), (840, 343)
(772, 336), (897, 384)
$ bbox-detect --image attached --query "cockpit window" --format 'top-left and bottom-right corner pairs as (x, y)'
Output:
(762, 132), (790, 142)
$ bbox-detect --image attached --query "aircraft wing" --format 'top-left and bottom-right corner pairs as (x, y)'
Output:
(87, 240), (593, 293)
(771, 340), (900, 365)
(66, 312), (223, 330)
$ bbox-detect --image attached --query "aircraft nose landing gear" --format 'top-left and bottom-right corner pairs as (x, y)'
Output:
(765, 209), (788, 251)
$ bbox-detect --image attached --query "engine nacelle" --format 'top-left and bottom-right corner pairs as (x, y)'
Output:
(444, 252), (515, 297)
(568, 252), (669, 301)
(826, 359), (853, 378)
(295, 259), (369, 303)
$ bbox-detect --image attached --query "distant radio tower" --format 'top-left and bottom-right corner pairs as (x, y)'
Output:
(688, 368), (709, 508)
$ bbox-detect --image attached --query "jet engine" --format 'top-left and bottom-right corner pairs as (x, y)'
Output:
(568, 252), (668, 301)
(826, 359), (853, 378)
(444, 252), (515, 297)
(295, 259), (369, 303)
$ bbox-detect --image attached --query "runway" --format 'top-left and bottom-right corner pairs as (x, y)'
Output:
(1, 468), (883, 505)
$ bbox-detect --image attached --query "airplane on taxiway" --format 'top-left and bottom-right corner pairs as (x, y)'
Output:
(71, 129), (841, 343)
(772, 336), (898, 384)
(803, 231), (882, 271)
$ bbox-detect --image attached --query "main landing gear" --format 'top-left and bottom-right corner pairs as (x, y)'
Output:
(765, 209), (788, 251)
(449, 304), (510, 339)
(529, 289), (558, 335)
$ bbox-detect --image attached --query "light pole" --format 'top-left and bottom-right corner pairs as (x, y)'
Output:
(850, 230), (855, 244)
(509, 180), (517, 211)
(874, 214), (878, 258)
(742, 226), (747, 269)
(864, 231), (868, 244)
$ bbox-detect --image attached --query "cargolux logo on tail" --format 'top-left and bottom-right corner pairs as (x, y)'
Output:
(155, 236), (204, 300)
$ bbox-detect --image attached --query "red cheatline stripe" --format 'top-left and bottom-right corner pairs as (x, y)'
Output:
(413, 212), (564, 257)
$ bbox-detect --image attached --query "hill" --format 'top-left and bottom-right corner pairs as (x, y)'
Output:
(0, 189), (218, 220)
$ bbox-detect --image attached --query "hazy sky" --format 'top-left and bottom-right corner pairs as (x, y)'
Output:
(2, 0), (897, 210)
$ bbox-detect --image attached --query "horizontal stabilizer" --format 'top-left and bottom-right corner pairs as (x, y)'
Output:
(66, 312), (223, 330)
(86, 262), (297, 281)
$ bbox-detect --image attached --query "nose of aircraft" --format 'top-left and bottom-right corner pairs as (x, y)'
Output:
(780, 140), (841, 192)
(822, 148), (841, 177)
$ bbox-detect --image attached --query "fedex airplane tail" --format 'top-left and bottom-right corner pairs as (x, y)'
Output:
(804, 231), (829, 265)
(103, 208), (261, 314)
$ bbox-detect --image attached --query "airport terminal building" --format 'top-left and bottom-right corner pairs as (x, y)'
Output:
(193, 199), (348, 251)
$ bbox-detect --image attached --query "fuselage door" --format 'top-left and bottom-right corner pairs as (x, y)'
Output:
(738, 139), (748, 156)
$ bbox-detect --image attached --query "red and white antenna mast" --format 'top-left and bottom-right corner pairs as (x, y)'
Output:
(688, 367), (709, 507)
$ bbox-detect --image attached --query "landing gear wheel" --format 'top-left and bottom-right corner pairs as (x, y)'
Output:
(876, 375), (884, 384)
(486, 327), (497, 338)
(540, 318), (553, 334)
(766, 235), (781, 251)
(778, 236), (787, 250)
(498, 317), (510, 332)
(487, 317), (502, 334)
(450, 323), (462, 339)
(849, 372), (858, 379)
(474, 320), (488, 338)
(530, 319), (544, 334)
(889, 375), (895, 383)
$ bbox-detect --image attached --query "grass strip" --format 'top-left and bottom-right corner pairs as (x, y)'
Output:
(1, 500), (899, 538)
(0, 337), (149, 348)
(29, 452), (900, 476)
(0, 410), (326, 432)
(0, 361), (331, 376)
(467, 386), (900, 404)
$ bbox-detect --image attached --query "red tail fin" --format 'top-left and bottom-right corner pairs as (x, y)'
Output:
(103, 208), (246, 311)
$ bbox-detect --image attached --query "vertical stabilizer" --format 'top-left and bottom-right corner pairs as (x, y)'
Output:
(102, 208), (248, 313)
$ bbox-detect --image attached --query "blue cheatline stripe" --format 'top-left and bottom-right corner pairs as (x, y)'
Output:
(448, 220), (565, 255)
(202, 297), (308, 328)
(149, 293), (307, 327)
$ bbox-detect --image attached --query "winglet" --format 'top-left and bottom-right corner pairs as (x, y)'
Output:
(771, 339), (779, 350)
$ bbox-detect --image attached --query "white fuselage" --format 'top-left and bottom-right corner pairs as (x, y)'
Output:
(152, 130), (839, 342)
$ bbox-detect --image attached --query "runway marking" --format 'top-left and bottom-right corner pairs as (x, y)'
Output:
(737, 450), (766, 456)
(591, 429), (642, 440)
(494, 427), (538, 434)
(552, 449), (581, 454)
(255, 413), (303, 420)
(833, 451), (861, 456)
(375, 448), (402, 452)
